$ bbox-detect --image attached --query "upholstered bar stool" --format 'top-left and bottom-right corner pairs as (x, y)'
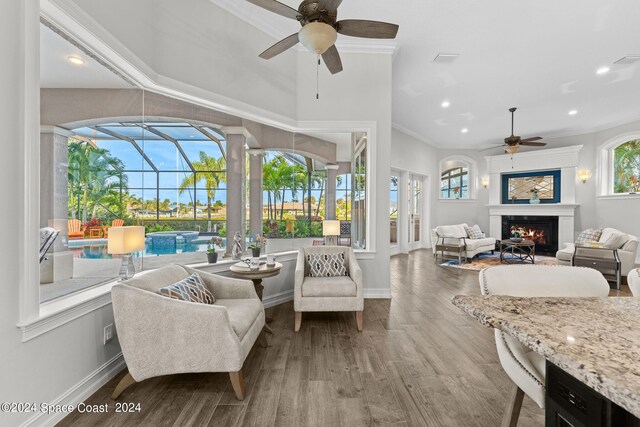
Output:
(480, 265), (610, 426)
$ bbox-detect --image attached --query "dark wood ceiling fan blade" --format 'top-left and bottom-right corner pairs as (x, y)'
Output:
(519, 141), (546, 147)
(259, 33), (300, 59)
(336, 20), (399, 39)
(318, 0), (343, 14)
(520, 136), (543, 142)
(246, 0), (300, 20)
(322, 45), (343, 74)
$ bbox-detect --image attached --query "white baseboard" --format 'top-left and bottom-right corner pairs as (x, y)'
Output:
(364, 288), (392, 299)
(21, 353), (125, 427)
(263, 290), (293, 308)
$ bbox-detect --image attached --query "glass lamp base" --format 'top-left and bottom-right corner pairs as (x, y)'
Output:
(118, 255), (136, 281)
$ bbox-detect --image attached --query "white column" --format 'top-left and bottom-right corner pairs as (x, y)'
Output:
(397, 170), (409, 254)
(40, 126), (74, 283)
(225, 131), (247, 255)
(324, 165), (338, 220)
(248, 149), (265, 237)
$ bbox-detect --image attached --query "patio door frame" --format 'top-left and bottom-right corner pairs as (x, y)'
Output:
(408, 174), (426, 251)
(390, 169), (430, 256)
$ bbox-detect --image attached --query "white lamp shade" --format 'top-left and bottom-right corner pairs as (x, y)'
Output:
(323, 220), (340, 236)
(298, 22), (337, 55)
(108, 226), (145, 254)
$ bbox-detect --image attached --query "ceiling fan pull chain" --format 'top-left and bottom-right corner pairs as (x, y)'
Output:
(316, 55), (320, 100)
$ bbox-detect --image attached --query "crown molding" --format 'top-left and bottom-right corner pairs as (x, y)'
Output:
(392, 122), (438, 148)
(209, 0), (397, 55)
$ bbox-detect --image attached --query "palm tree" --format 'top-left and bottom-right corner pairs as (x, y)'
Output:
(178, 151), (226, 231)
(67, 142), (127, 222)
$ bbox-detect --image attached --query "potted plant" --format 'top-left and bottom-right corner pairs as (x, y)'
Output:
(206, 236), (224, 263)
(510, 226), (524, 243)
(248, 235), (266, 257)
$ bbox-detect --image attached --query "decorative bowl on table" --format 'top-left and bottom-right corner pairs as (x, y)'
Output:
(510, 237), (523, 243)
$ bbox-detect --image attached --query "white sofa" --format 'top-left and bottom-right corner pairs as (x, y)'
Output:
(111, 264), (266, 401)
(556, 228), (639, 276)
(480, 265), (610, 426)
(431, 223), (496, 262)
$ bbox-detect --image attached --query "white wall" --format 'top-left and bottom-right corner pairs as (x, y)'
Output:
(297, 52), (393, 295)
(68, 0), (298, 120)
(1, 3), (122, 426)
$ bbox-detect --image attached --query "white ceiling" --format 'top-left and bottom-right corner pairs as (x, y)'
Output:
(213, 0), (640, 150)
(40, 24), (132, 89)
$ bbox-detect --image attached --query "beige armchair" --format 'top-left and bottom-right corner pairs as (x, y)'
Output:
(111, 264), (265, 401)
(294, 246), (364, 332)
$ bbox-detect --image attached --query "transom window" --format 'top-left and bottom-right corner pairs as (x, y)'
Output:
(440, 167), (468, 199)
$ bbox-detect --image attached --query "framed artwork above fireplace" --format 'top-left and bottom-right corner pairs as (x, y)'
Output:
(501, 170), (561, 204)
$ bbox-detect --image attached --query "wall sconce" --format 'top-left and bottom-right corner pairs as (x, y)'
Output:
(481, 177), (490, 188)
(577, 169), (591, 184)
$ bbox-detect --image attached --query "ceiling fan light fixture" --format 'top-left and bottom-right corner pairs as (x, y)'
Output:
(505, 145), (520, 154)
(299, 22), (337, 55)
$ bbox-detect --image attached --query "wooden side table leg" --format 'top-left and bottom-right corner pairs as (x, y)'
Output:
(253, 278), (274, 334)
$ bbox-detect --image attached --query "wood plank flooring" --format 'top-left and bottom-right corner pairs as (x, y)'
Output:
(57, 250), (630, 426)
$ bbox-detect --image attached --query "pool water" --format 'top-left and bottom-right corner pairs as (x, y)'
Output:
(68, 239), (219, 259)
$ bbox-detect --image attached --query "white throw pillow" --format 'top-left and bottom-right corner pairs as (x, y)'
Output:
(465, 224), (485, 239)
(599, 228), (628, 249)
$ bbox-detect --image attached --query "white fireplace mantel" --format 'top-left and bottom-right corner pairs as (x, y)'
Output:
(485, 146), (583, 247)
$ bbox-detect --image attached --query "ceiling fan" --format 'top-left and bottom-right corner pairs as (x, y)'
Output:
(499, 107), (546, 154)
(246, 0), (399, 74)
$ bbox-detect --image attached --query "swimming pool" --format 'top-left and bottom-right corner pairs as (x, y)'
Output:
(68, 238), (224, 259)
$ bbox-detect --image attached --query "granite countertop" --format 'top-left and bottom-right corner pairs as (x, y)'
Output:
(452, 295), (640, 418)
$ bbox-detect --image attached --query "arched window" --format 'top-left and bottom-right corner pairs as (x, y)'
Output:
(613, 139), (640, 194)
(598, 133), (640, 196)
(439, 156), (476, 199)
(440, 167), (468, 199)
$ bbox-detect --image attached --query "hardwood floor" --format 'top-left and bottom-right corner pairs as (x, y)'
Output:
(58, 250), (629, 426)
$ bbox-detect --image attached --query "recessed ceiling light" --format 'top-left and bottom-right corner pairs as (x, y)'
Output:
(441, 100), (450, 108)
(568, 110), (578, 116)
(596, 66), (610, 75)
(461, 128), (468, 134)
(67, 55), (84, 65)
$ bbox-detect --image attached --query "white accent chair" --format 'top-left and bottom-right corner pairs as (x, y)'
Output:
(294, 246), (364, 332)
(556, 228), (638, 277)
(628, 268), (640, 297)
(111, 265), (266, 401)
(479, 265), (610, 426)
(431, 224), (496, 263)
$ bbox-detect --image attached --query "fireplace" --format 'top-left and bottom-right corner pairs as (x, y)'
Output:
(501, 215), (559, 255)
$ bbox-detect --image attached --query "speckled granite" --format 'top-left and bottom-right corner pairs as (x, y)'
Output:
(452, 295), (640, 418)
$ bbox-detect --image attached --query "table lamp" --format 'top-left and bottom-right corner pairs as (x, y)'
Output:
(323, 220), (340, 246)
(108, 226), (145, 280)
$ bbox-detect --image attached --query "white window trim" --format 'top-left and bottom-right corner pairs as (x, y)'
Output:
(597, 131), (640, 196)
(438, 155), (478, 200)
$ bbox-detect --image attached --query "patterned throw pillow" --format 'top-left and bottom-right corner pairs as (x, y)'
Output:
(158, 273), (215, 304)
(465, 224), (485, 240)
(575, 228), (603, 245)
(307, 251), (347, 277)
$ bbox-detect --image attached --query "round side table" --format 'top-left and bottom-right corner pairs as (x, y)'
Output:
(230, 262), (282, 333)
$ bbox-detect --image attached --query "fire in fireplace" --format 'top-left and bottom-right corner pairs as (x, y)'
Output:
(502, 215), (559, 255)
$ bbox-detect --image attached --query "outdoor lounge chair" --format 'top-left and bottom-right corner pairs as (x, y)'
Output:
(103, 219), (124, 238)
(68, 219), (84, 239)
